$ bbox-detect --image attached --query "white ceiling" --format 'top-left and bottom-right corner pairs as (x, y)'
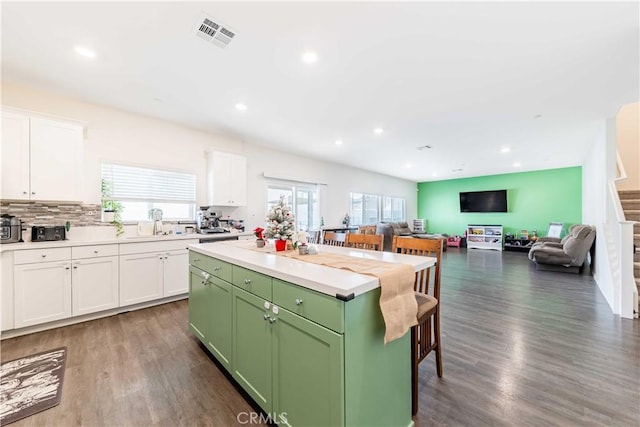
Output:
(2, 1), (638, 182)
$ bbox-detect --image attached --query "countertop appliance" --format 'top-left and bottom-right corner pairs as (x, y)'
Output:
(197, 206), (227, 234)
(31, 225), (66, 241)
(1, 214), (23, 243)
(197, 206), (245, 234)
(150, 209), (164, 235)
(137, 221), (154, 236)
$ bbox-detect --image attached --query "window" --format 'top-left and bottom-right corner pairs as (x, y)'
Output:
(350, 193), (405, 225)
(101, 162), (196, 221)
(266, 182), (320, 230)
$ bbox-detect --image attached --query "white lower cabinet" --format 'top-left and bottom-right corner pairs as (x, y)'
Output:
(163, 250), (190, 297)
(72, 256), (119, 316)
(71, 244), (119, 316)
(5, 238), (198, 334)
(14, 260), (72, 328)
(1, 252), (15, 331)
(119, 252), (164, 306)
(13, 245), (120, 328)
(119, 239), (198, 306)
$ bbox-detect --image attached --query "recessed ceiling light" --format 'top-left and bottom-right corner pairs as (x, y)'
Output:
(513, 162), (521, 167)
(302, 51), (318, 64)
(501, 147), (511, 153)
(334, 140), (343, 146)
(235, 103), (247, 111)
(373, 127), (384, 135)
(74, 46), (96, 59)
(432, 172), (438, 177)
(403, 163), (413, 169)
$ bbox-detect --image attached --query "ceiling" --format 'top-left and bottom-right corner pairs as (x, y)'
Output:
(2, 2), (638, 182)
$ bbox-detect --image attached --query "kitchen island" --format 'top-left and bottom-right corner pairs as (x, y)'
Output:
(188, 240), (434, 427)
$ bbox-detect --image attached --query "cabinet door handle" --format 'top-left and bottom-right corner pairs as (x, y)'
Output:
(31, 192), (36, 195)
(213, 266), (221, 272)
(295, 298), (303, 305)
(244, 279), (251, 284)
(41, 254), (47, 258)
(65, 266), (70, 270)
(193, 258), (200, 262)
(268, 317), (277, 324)
(263, 314), (269, 321)
(94, 250), (98, 254)
(73, 265), (78, 269)
(22, 191), (27, 195)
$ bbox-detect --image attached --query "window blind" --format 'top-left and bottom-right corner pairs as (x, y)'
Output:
(101, 163), (196, 203)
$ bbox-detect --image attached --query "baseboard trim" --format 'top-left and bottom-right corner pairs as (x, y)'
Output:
(0, 294), (188, 340)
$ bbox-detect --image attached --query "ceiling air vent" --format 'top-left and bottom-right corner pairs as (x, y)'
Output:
(194, 14), (236, 49)
(416, 145), (432, 151)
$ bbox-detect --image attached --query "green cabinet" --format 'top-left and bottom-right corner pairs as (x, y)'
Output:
(232, 286), (273, 412)
(189, 250), (412, 427)
(232, 286), (344, 426)
(206, 275), (232, 368)
(273, 307), (344, 427)
(188, 265), (210, 342)
(188, 265), (232, 370)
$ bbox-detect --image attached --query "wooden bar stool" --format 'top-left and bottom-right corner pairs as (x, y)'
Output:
(345, 233), (384, 251)
(306, 230), (321, 244)
(322, 231), (346, 247)
(392, 236), (443, 416)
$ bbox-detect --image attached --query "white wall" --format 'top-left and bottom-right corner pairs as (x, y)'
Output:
(1, 81), (417, 231)
(616, 102), (640, 191)
(582, 118), (616, 310)
(241, 143), (418, 231)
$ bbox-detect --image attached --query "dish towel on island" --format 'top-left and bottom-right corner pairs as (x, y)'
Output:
(280, 252), (418, 344)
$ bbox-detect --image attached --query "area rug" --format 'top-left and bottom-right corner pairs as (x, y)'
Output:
(0, 347), (67, 425)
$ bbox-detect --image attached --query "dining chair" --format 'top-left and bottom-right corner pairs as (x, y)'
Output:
(322, 231), (346, 247)
(306, 230), (321, 244)
(345, 233), (384, 251)
(391, 235), (443, 415)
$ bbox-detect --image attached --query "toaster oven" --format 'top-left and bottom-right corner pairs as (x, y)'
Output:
(31, 226), (66, 241)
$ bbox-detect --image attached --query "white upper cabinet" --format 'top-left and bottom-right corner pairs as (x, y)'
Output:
(1, 112), (30, 200)
(207, 151), (247, 206)
(1, 111), (84, 202)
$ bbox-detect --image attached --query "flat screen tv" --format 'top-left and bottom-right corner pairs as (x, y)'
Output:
(459, 190), (508, 213)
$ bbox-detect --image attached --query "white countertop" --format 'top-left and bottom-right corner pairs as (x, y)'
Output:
(189, 240), (435, 297)
(0, 231), (252, 253)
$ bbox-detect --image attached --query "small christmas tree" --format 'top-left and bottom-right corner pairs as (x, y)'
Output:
(265, 195), (296, 241)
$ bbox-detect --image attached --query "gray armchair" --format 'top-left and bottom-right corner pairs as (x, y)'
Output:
(528, 225), (596, 273)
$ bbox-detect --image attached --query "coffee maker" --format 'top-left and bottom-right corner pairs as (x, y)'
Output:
(196, 206), (226, 233)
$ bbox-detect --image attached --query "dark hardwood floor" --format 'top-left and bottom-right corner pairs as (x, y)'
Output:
(2, 248), (638, 426)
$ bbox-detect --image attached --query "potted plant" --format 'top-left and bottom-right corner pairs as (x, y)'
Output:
(293, 231), (309, 254)
(254, 227), (265, 248)
(101, 179), (124, 237)
(265, 195), (295, 251)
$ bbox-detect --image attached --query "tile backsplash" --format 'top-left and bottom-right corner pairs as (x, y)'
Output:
(0, 201), (104, 227)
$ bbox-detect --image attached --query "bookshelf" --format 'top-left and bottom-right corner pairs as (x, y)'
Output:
(466, 224), (503, 251)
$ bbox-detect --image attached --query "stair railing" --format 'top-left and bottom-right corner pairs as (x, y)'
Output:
(608, 150), (637, 319)
(615, 150), (628, 182)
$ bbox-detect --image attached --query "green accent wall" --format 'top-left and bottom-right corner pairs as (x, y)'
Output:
(417, 167), (582, 237)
